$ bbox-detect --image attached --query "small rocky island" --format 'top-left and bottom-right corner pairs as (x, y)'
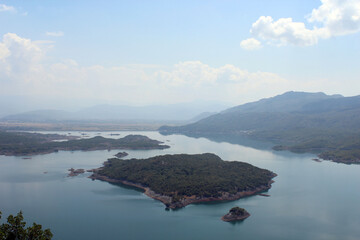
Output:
(221, 207), (250, 222)
(0, 131), (169, 156)
(90, 153), (276, 209)
(115, 152), (128, 158)
(68, 168), (85, 177)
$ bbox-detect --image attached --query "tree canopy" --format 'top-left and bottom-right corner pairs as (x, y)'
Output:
(0, 211), (52, 240)
(98, 153), (275, 199)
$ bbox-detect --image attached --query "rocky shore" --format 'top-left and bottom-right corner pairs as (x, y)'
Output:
(115, 152), (128, 158)
(89, 171), (277, 209)
(68, 168), (85, 177)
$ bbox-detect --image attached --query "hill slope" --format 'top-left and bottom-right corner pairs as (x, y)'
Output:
(160, 92), (360, 164)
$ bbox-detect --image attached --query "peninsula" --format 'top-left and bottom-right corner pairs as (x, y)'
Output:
(90, 153), (276, 209)
(0, 131), (169, 156)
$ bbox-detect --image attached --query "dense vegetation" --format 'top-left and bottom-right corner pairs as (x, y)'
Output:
(221, 206), (250, 222)
(0, 211), (52, 240)
(272, 132), (360, 164)
(160, 92), (360, 164)
(97, 153), (275, 200)
(229, 207), (247, 216)
(0, 131), (169, 156)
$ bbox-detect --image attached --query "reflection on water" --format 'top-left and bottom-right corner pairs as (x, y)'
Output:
(160, 131), (276, 151)
(0, 131), (359, 240)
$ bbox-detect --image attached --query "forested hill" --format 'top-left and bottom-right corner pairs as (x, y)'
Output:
(160, 91), (360, 134)
(159, 92), (360, 164)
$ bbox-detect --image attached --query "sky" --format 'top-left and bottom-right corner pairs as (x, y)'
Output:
(0, 0), (359, 111)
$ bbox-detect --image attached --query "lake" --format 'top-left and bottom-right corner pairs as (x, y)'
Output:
(1, 131), (359, 240)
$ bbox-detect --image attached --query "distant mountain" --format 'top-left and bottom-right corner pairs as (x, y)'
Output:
(223, 91), (343, 114)
(160, 91), (358, 134)
(1, 110), (72, 122)
(188, 112), (217, 123)
(159, 91), (360, 164)
(1, 102), (228, 122)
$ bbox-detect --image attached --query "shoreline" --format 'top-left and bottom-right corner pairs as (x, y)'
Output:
(221, 212), (250, 222)
(0, 145), (168, 157)
(89, 172), (277, 209)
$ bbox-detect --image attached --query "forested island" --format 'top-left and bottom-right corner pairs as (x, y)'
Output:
(221, 207), (250, 222)
(90, 153), (276, 209)
(0, 131), (169, 156)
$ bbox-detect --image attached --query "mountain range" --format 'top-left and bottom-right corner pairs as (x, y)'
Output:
(160, 91), (360, 134)
(1, 102), (228, 123)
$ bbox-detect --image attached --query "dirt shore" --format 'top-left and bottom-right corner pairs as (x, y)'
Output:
(89, 172), (277, 209)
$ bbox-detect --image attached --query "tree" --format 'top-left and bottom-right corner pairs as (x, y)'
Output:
(0, 211), (53, 240)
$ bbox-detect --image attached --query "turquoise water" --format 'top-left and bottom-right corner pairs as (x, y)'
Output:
(1, 131), (360, 240)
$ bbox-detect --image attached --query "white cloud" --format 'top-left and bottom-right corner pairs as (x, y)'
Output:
(0, 33), (294, 105)
(240, 38), (263, 50)
(308, 0), (360, 36)
(245, 0), (360, 47)
(46, 31), (64, 37)
(0, 4), (15, 12)
(0, 43), (10, 59)
(0, 33), (44, 78)
(250, 16), (326, 46)
(4, 33), (354, 106)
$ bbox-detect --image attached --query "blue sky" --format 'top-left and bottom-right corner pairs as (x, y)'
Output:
(0, 0), (359, 109)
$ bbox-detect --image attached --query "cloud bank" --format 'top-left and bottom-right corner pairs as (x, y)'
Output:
(0, 4), (15, 12)
(242, 0), (360, 48)
(0, 33), (297, 106)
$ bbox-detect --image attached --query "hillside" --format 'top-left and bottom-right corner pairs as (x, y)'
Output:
(223, 91), (343, 113)
(159, 92), (360, 164)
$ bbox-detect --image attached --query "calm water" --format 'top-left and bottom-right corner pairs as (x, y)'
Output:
(1, 131), (360, 240)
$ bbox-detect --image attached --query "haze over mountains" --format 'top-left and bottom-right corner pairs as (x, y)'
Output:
(1, 102), (228, 123)
(2, 91), (360, 163)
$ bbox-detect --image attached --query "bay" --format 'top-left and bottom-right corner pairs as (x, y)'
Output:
(0, 131), (359, 240)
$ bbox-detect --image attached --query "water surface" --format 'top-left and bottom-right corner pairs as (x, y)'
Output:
(0, 131), (359, 240)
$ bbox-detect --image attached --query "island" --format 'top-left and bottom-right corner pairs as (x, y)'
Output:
(0, 131), (169, 156)
(115, 151), (129, 158)
(221, 207), (250, 222)
(68, 168), (85, 177)
(90, 153), (276, 209)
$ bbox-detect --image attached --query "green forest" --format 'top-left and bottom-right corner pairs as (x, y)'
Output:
(0, 131), (169, 156)
(97, 153), (275, 200)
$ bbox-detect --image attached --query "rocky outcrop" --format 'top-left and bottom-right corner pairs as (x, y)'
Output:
(221, 207), (250, 222)
(68, 168), (85, 177)
(115, 152), (128, 158)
